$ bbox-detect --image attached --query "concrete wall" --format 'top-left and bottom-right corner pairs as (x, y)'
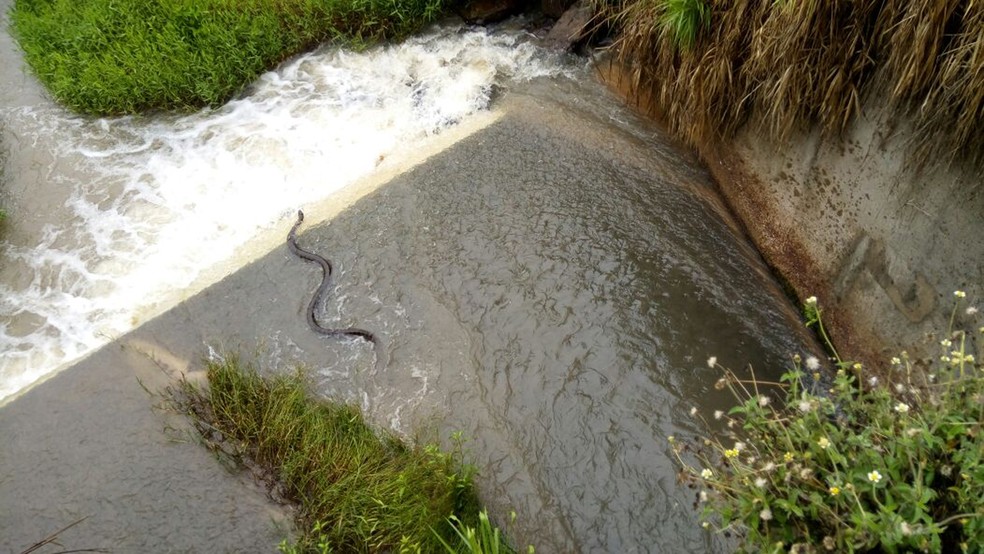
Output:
(699, 101), (984, 368)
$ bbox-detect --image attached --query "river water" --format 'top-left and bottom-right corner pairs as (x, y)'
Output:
(0, 15), (573, 403)
(1, 10), (818, 553)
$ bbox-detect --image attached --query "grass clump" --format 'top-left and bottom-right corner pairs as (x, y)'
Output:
(9, 0), (448, 115)
(659, 0), (710, 51)
(601, 0), (984, 166)
(674, 295), (983, 553)
(177, 357), (526, 553)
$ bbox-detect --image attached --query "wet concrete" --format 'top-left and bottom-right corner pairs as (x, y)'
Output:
(699, 106), (984, 368)
(1, 82), (821, 552)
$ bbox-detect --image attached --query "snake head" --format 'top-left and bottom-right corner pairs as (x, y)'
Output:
(297, 210), (305, 222)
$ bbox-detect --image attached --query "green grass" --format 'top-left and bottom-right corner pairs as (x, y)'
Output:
(9, 0), (448, 114)
(659, 0), (709, 50)
(175, 357), (524, 553)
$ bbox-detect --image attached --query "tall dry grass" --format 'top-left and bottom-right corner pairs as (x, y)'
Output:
(602, 0), (984, 166)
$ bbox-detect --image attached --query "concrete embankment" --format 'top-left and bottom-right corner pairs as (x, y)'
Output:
(601, 60), (983, 368)
(700, 100), (983, 367)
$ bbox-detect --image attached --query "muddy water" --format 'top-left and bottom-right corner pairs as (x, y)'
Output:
(170, 84), (815, 551)
(0, 7), (820, 551)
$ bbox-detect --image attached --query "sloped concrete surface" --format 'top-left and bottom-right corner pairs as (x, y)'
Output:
(1, 84), (819, 553)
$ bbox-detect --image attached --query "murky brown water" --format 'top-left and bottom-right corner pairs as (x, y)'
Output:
(1, 7), (819, 550)
(256, 84), (820, 551)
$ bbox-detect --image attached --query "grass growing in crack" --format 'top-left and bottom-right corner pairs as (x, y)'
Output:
(175, 356), (528, 553)
(9, 0), (448, 115)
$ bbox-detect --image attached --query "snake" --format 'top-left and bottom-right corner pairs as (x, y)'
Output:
(287, 210), (377, 344)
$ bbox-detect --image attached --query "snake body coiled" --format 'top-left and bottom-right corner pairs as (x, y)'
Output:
(287, 210), (376, 344)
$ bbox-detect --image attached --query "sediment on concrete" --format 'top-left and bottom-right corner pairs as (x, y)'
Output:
(702, 103), (983, 367)
(601, 60), (983, 368)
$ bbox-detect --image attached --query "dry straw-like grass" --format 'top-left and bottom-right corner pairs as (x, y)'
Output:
(602, 0), (984, 167)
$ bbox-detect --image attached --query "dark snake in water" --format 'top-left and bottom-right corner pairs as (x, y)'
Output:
(287, 210), (377, 344)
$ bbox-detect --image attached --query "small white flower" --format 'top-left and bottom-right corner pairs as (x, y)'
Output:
(713, 410), (724, 420)
(895, 402), (910, 414)
(701, 521), (710, 529)
(895, 383), (906, 393)
(805, 296), (817, 305)
(701, 469), (713, 479)
(900, 521), (913, 536)
(762, 462), (777, 472)
(965, 354), (976, 363)
(734, 441), (746, 452)
(707, 356), (717, 368)
(823, 536), (836, 550)
(806, 356), (820, 370)
(759, 508), (773, 521)
(758, 395), (770, 407)
(966, 306), (979, 316)
(798, 400), (814, 413)
(690, 407), (698, 416)
(817, 436), (830, 449)
(954, 290), (966, 298)
(754, 477), (767, 488)
(941, 339), (952, 347)
(891, 356), (901, 365)
(699, 490), (708, 502)
(868, 376), (879, 387)
(799, 467), (813, 480)
(867, 470), (883, 484)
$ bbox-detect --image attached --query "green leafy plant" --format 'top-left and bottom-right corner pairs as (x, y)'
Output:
(673, 294), (983, 552)
(436, 509), (534, 554)
(660, 0), (710, 50)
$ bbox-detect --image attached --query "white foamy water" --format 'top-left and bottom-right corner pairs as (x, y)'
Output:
(0, 25), (574, 403)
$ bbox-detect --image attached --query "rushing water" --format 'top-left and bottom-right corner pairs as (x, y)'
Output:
(269, 83), (818, 551)
(0, 18), (574, 403)
(0, 9), (821, 552)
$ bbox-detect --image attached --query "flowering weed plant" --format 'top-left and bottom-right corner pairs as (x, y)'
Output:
(673, 295), (983, 552)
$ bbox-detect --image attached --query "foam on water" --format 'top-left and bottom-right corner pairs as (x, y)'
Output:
(0, 25), (574, 403)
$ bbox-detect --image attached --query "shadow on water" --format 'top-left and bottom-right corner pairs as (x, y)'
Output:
(284, 80), (820, 551)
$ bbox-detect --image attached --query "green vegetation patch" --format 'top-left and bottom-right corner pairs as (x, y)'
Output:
(176, 357), (523, 553)
(9, 0), (448, 114)
(674, 296), (984, 552)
